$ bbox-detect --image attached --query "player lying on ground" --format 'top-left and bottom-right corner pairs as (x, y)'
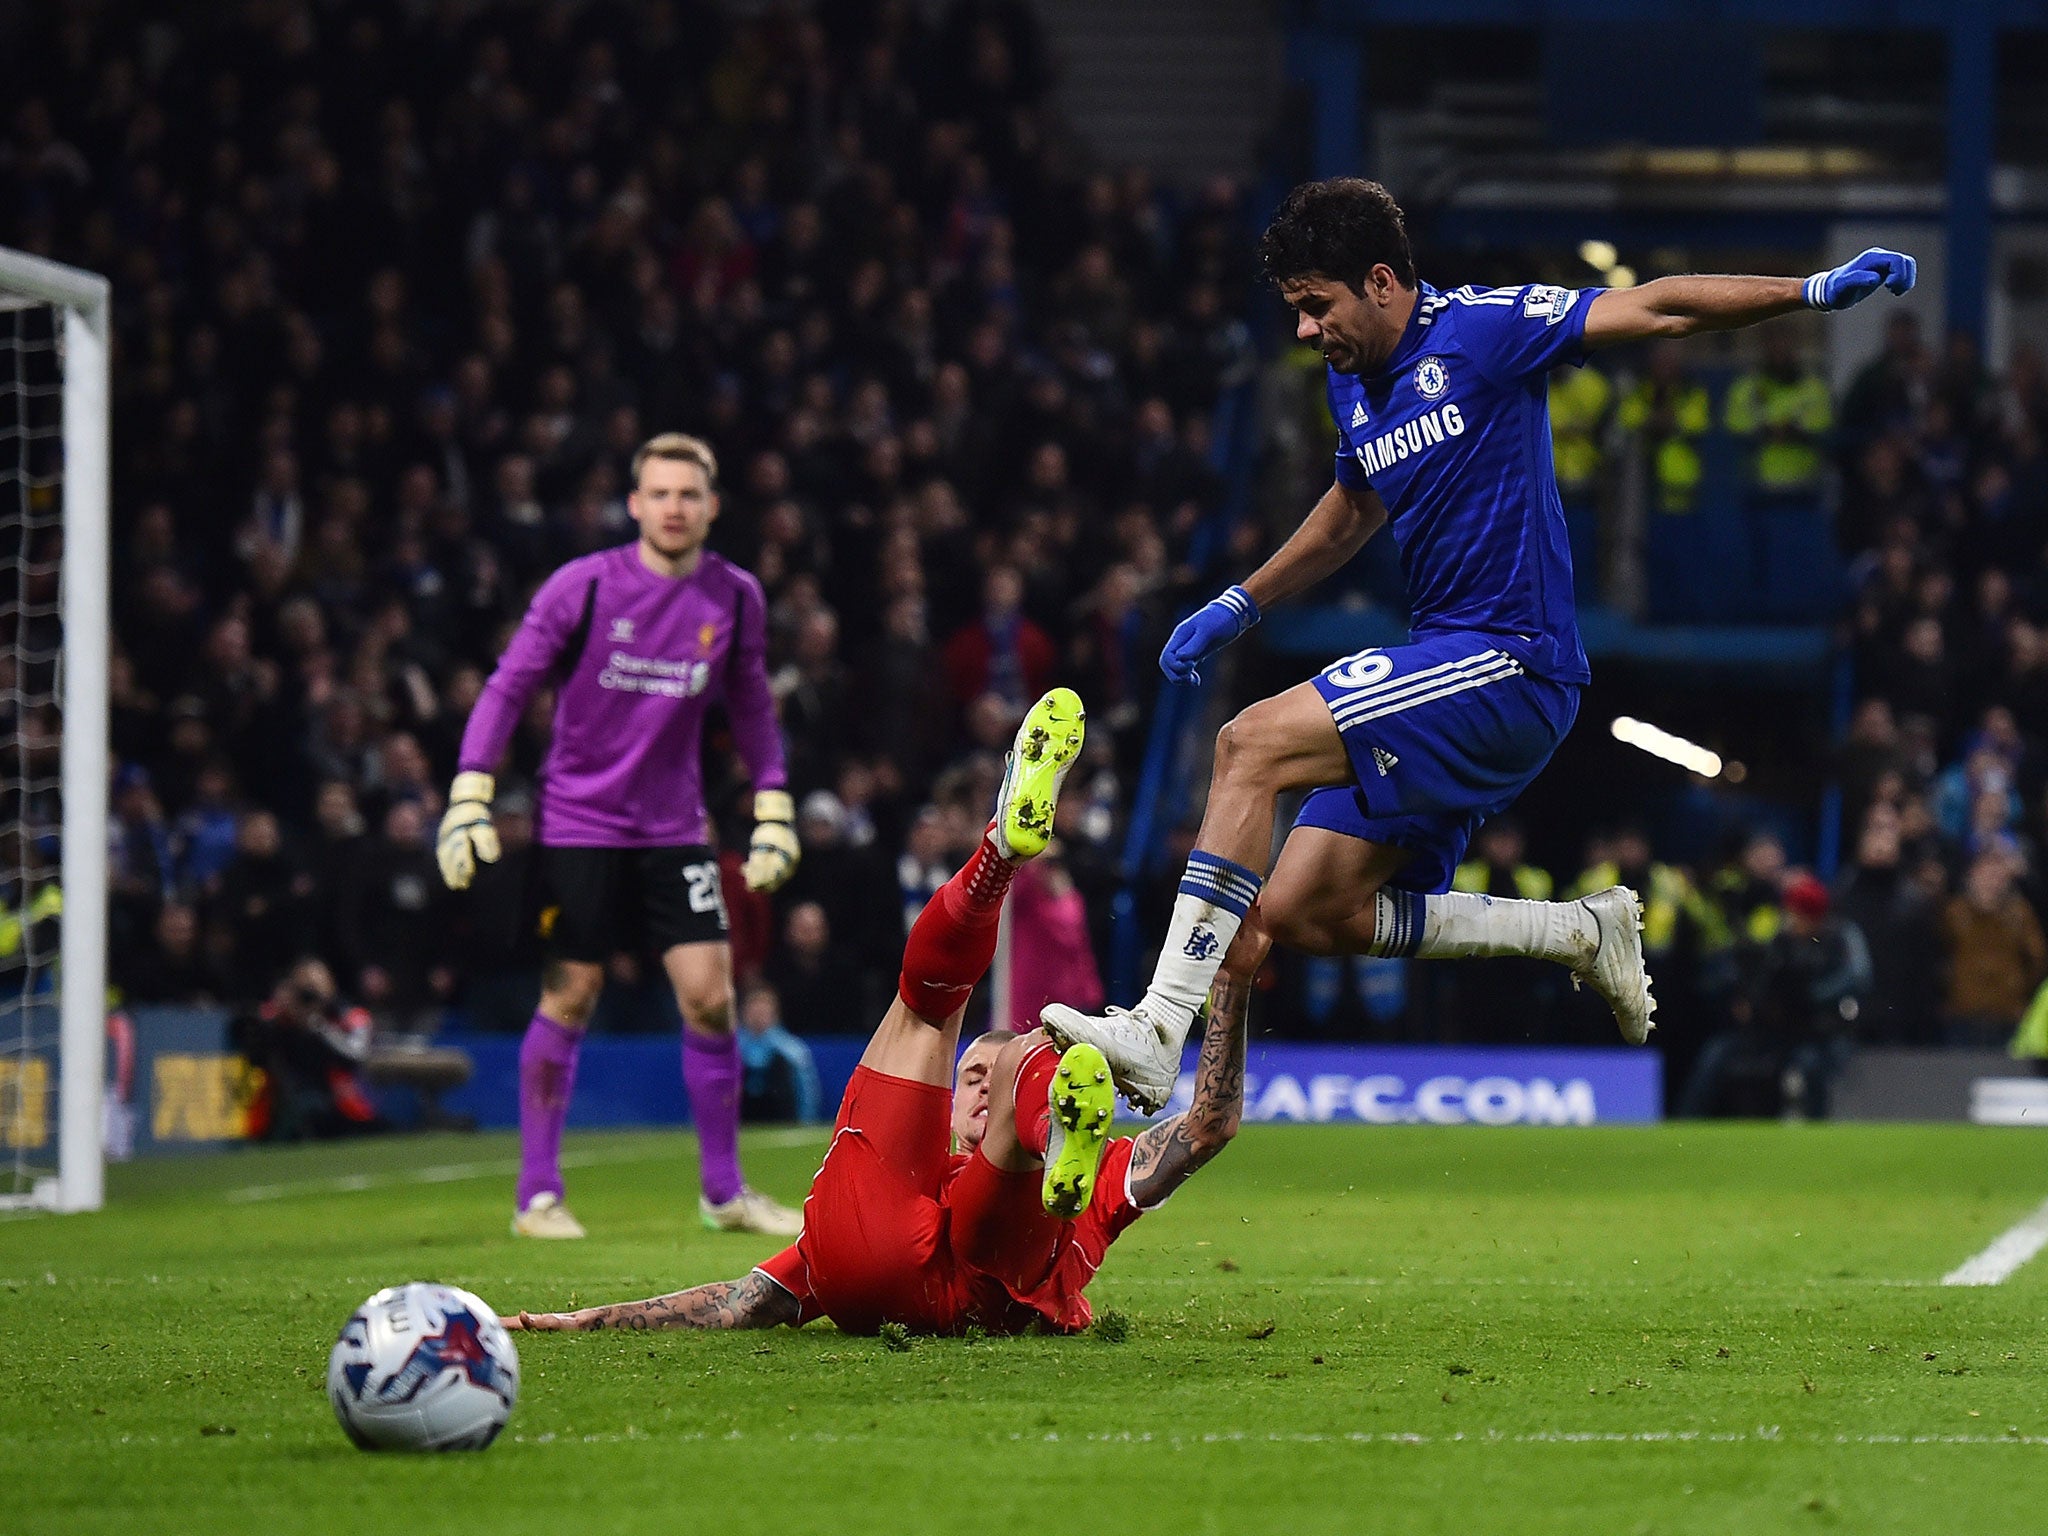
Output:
(1047, 176), (1916, 1111)
(505, 689), (1259, 1336)
(437, 432), (803, 1239)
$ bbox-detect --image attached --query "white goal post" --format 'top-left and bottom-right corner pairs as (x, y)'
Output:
(0, 246), (109, 1213)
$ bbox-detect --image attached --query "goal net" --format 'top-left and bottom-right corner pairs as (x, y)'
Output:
(0, 248), (108, 1213)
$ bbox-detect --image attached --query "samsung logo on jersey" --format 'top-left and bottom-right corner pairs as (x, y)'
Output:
(1353, 402), (1466, 477)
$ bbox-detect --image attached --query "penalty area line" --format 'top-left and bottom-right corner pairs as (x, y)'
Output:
(1942, 1196), (2048, 1286)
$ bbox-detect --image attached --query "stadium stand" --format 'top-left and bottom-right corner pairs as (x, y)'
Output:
(5, 2), (2045, 1117)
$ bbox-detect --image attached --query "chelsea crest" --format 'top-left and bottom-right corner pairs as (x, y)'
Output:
(1414, 356), (1448, 400)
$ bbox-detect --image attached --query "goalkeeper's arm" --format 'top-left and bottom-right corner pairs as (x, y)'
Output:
(727, 571), (800, 893)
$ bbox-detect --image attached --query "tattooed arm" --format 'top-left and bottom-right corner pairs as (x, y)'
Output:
(506, 1270), (801, 1332)
(1125, 914), (1261, 1208)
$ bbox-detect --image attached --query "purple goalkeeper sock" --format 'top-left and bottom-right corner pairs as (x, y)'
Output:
(682, 1025), (744, 1206)
(516, 1013), (583, 1210)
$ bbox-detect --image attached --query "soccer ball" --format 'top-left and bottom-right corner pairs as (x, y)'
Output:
(327, 1282), (519, 1451)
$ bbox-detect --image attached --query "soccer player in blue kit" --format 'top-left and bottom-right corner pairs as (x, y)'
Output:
(1047, 178), (1916, 1110)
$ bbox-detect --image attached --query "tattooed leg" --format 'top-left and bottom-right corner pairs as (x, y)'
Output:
(1125, 910), (1263, 1210)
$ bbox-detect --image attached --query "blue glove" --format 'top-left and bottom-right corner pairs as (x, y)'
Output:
(1803, 248), (1916, 311)
(1160, 585), (1260, 684)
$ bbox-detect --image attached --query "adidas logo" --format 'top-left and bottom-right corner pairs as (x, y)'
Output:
(1350, 402), (1369, 428)
(1371, 745), (1399, 776)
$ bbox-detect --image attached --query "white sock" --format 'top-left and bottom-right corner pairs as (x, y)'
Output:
(1366, 887), (1596, 966)
(1138, 849), (1263, 1045)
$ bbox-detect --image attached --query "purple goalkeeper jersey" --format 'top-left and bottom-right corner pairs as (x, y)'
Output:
(458, 543), (786, 847)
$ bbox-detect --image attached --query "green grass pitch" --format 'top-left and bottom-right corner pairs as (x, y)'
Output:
(5, 1122), (2047, 1534)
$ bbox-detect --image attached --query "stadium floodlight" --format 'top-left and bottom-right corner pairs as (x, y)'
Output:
(1578, 239), (1618, 272)
(1610, 715), (1723, 779)
(0, 246), (109, 1214)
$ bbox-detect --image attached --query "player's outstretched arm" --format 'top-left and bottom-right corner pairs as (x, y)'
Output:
(506, 1271), (800, 1332)
(1125, 916), (1264, 1206)
(1242, 481), (1387, 613)
(1582, 248), (1915, 349)
(1162, 483), (1387, 683)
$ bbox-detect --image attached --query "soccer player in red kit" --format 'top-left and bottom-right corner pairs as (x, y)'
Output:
(506, 689), (1259, 1338)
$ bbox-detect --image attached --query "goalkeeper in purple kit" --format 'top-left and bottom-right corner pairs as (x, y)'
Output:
(438, 432), (804, 1239)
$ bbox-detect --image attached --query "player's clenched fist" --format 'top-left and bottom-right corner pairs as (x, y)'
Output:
(741, 787), (800, 892)
(436, 771), (501, 889)
(1160, 584), (1260, 684)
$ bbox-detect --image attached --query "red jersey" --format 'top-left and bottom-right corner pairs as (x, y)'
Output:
(755, 1133), (1149, 1336)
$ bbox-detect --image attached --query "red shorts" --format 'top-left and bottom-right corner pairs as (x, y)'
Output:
(777, 1065), (1149, 1336)
(793, 1067), (986, 1334)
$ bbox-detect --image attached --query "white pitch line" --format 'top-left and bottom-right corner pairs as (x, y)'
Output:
(1942, 1196), (2048, 1286)
(219, 1128), (827, 1205)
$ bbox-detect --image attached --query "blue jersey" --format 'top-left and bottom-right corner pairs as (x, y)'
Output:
(1327, 281), (1600, 685)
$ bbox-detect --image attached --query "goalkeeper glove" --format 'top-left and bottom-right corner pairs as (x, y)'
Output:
(1802, 248), (1916, 312)
(436, 771), (501, 890)
(741, 788), (801, 893)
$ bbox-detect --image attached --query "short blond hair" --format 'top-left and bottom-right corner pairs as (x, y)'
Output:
(631, 431), (719, 489)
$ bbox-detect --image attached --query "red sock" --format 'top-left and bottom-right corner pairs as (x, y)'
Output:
(897, 835), (1017, 1020)
(1011, 1037), (1060, 1159)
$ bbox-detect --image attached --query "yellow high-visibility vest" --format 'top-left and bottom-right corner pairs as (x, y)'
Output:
(1617, 380), (1711, 514)
(1724, 370), (1832, 494)
(1548, 366), (1613, 502)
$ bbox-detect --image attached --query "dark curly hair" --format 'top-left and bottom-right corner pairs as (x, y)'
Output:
(1256, 178), (1416, 292)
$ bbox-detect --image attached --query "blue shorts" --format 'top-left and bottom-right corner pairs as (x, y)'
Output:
(1295, 633), (1580, 895)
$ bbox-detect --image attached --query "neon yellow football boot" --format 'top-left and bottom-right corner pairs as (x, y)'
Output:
(994, 687), (1086, 861)
(1042, 1042), (1116, 1218)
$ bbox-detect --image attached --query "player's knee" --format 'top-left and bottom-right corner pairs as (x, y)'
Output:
(1213, 700), (1293, 784)
(540, 962), (603, 1026)
(680, 995), (733, 1036)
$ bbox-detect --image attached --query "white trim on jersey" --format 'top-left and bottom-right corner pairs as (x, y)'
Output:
(1446, 284), (1517, 306)
(1327, 649), (1524, 730)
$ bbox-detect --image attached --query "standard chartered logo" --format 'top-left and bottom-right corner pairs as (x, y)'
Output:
(597, 650), (713, 698)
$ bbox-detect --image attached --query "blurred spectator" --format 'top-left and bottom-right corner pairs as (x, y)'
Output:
(1547, 360), (1611, 600)
(336, 802), (452, 1027)
(780, 790), (899, 964)
(1448, 820), (1567, 1041)
(1619, 341), (1711, 515)
(737, 983), (823, 1124)
(943, 565), (1055, 713)
(1005, 843), (1105, 1032)
(173, 760), (242, 899)
(1832, 806), (1944, 1043)
(1725, 326), (1832, 503)
(1942, 852), (2047, 1046)
(766, 901), (865, 1035)
(212, 810), (317, 1001)
(119, 902), (223, 1006)
(1711, 831), (1789, 948)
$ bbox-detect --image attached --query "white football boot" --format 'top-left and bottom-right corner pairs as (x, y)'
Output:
(700, 1187), (804, 1237)
(1574, 885), (1656, 1044)
(1040, 1000), (1183, 1115)
(511, 1192), (587, 1240)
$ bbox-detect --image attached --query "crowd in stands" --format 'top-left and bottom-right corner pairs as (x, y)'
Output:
(1, 0), (1244, 1036)
(8, 2), (2048, 1118)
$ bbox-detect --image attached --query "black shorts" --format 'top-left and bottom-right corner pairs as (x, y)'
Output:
(536, 845), (730, 963)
